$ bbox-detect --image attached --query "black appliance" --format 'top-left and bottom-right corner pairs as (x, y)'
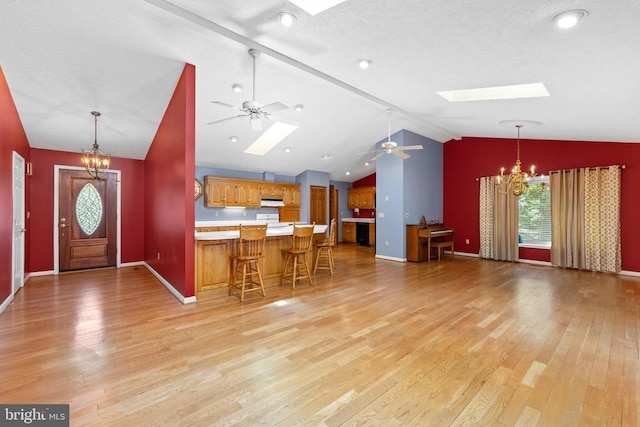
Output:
(356, 222), (370, 246)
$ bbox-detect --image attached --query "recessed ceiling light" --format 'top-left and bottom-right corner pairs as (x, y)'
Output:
(554, 9), (588, 29)
(437, 82), (550, 102)
(357, 59), (372, 69)
(321, 154), (330, 159)
(229, 136), (238, 142)
(283, 147), (292, 153)
(345, 171), (351, 176)
(278, 12), (297, 27)
(231, 83), (242, 93)
(294, 104), (304, 112)
(364, 162), (370, 166)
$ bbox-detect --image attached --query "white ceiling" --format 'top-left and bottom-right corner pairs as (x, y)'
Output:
(2, 0), (639, 182)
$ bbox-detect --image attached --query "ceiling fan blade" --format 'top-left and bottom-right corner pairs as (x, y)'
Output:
(250, 116), (263, 131)
(261, 102), (288, 114)
(393, 150), (411, 159)
(211, 101), (242, 111)
(397, 145), (424, 151)
(370, 152), (385, 161)
(207, 114), (246, 125)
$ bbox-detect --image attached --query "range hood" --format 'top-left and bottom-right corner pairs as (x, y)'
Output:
(260, 198), (285, 207)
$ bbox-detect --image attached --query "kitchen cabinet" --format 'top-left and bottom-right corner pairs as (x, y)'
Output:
(369, 223), (376, 246)
(347, 186), (376, 209)
(204, 176), (300, 208)
(342, 222), (356, 243)
(278, 207), (300, 222)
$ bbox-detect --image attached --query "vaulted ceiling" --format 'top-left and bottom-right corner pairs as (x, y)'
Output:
(2, 0), (639, 181)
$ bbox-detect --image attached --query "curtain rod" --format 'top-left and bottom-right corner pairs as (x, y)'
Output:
(475, 164), (626, 181)
(549, 165), (626, 174)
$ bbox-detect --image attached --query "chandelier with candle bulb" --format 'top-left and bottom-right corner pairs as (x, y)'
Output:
(81, 111), (110, 179)
(496, 124), (546, 196)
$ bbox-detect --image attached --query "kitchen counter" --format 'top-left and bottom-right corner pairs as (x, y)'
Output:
(195, 224), (327, 241)
(342, 218), (375, 223)
(195, 223), (327, 299)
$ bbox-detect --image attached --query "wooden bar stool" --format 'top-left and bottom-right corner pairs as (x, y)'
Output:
(229, 225), (267, 301)
(281, 223), (315, 289)
(314, 218), (336, 275)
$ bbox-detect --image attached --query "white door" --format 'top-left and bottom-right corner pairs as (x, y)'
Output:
(12, 152), (25, 294)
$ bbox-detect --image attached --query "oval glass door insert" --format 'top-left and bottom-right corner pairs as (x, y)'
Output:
(76, 183), (103, 235)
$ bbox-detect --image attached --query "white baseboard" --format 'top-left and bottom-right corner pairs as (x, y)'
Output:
(120, 261), (145, 268)
(143, 262), (196, 305)
(453, 251), (478, 258)
(0, 293), (15, 315)
(30, 270), (56, 277)
(375, 254), (407, 263)
(519, 259), (553, 267)
(620, 270), (640, 277)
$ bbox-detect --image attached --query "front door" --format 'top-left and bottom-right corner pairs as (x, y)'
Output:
(12, 152), (25, 293)
(59, 169), (117, 271)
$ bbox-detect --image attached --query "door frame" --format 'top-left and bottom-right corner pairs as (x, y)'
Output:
(12, 152), (26, 294)
(53, 165), (121, 274)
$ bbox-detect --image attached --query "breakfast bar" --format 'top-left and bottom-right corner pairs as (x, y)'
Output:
(195, 223), (327, 299)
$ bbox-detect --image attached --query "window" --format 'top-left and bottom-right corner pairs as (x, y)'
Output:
(518, 176), (551, 247)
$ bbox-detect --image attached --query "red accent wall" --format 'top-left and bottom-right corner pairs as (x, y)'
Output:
(352, 173), (376, 218)
(28, 149), (145, 272)
(144, 64), (195, 298)
(0, 66), (31, 302)
(444, 136), (640, 271)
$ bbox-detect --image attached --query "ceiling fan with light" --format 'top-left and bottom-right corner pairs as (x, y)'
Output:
(208, 49), (290, 132)
(369, 109), (423, 161)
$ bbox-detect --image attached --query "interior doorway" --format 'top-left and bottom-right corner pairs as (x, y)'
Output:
(57, 168), (118, 272)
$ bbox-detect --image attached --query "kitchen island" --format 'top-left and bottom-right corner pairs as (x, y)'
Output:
(195, 223), (327, 300)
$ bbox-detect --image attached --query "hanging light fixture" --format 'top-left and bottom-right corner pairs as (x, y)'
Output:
(496, 124), (546, 196)
(81, 111), (110, 179)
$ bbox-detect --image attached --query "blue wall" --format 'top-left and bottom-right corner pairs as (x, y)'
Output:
(331, 180), (352, 242)
(296, 170), (330, 224)
(375, 130), (443, 260)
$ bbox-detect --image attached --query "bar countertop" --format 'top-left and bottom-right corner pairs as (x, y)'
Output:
(195, 224), (327, 241)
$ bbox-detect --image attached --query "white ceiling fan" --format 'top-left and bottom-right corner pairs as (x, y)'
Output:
(369, 109), (423, 161)
(208, 49), (290, 132)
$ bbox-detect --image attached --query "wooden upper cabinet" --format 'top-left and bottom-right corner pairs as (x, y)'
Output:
(347, 186), (376, 210)
(204, 176), (300, 208)
(283, 184), (301, 207)
(204, 177), (228, 207)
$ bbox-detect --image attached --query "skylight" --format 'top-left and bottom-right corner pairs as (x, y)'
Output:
(287, 0), (347, 15)
(437, 83), (550, 102)
(244, 122), (298, 156)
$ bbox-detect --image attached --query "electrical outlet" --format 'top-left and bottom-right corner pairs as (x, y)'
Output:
(384, 196), (389, 202)
(465, 239), (470, 244)
(243, 210), (247, 217)
(385, 241), (389, 247)
(378, 212), (384, 218)
(215, 211), (220, 217)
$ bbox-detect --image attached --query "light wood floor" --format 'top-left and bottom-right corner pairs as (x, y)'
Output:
(1, 244), (639, 426)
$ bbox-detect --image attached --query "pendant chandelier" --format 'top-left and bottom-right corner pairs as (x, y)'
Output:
(81, 111), (110, 179)
(496, 124), (545, 196)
